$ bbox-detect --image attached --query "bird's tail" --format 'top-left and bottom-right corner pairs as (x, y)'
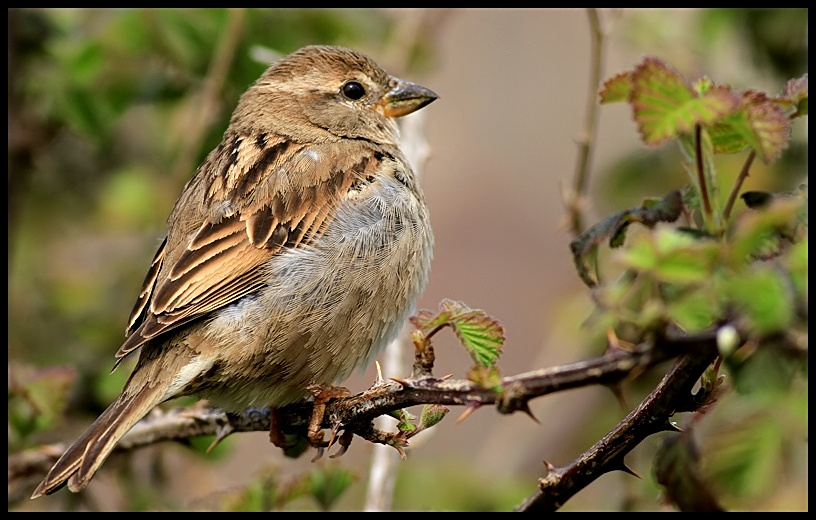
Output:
(31, 383), (166, 498)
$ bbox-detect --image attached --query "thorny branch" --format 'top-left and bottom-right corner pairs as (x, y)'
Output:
(516, 344), (719, 511)
(10, 326), (729, 508)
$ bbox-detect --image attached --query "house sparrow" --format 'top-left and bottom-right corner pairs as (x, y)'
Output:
(31, 45), (437, 497)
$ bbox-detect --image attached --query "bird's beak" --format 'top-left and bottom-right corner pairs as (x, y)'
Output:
(381, 79), (438, 118)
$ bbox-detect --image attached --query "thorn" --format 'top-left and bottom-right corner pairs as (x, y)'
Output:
(519, 402), (541, 425)
(441, 373), (453, 380)
(661, 420), (683, 433)
(618, 462), (641, 479)
(390, 376), (411, 387)
(607, 458), (640, 479)
(456, 404), (478, 424)
(605, 328), (636, 353)
(542, 459), (557, 475)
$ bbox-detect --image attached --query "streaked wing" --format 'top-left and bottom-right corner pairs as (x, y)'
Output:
(116, 132), (387, 362)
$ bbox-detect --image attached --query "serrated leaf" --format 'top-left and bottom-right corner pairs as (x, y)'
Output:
(692, 76), (715, 96)
(409, 308), (451, 333)
(449, 312), (505, 368)
(630, 57), (695, 144)
(782, 73), (808, 118)
(599, 70), (632, 103)
(413, 300), (505, 369)
(630, 58), (738, 146)
(712, 90), (791, 163)
(613, 190), (685, 247)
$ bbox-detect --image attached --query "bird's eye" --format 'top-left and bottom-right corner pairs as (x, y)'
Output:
(341, 81), (366, 100)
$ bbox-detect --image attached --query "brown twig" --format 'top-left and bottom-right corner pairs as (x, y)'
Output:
(564, 8), (606, 238)
(722, 150), (756, 221)
(694, 124), (714, 224)
(9, 327), (720, 506)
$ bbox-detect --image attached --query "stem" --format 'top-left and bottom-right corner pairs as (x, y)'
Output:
(722, 150), (756, 221)
(565, 8), (605, 238)
(695, 124), (713, 224)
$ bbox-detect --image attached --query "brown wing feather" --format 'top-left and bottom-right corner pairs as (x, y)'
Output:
(125, 237), (166, 336)
(115, 132), (384, 362)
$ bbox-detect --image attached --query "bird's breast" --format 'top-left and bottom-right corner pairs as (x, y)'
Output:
(201, 172), (432, 409)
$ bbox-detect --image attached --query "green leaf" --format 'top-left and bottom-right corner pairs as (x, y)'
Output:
(666, 287), (721, 332)
(630, 57), (695, 144)
(710, 90), (790, 163)
(449, 310), (505, 368)
(411, 300), (505, 369)
(61, 85), (108, 137)
(390, 409), (417, 433)
(784, 236), (808, 298)
(781, 73), (808, 118)
(723, 268), (792, 335)
(67, 41), (104, 85)
(466, 365), (504, 393)
(630, 57), (738, 145)
(728, 346), (804, 397)
(419, 404), (450, 430)
(617, 225), (719, 285)
(730, 194), (807, 264)
(598, 70), (632, 103)
(409, 307), (451, 332)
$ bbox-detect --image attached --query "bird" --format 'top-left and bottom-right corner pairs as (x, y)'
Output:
(31, 44), (437, 498)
